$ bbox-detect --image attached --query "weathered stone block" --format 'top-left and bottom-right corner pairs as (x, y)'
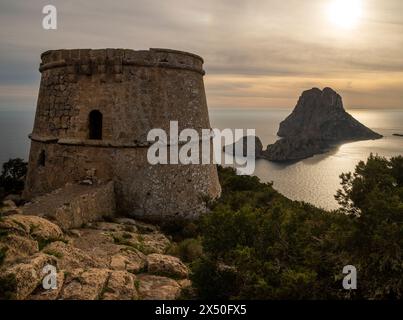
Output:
(22, 182), (116, 230)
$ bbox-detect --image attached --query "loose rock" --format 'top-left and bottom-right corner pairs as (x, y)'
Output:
(60, 268), (110, 300)
(0, 253), (57, 300)
(102, 270), (138, 300)
(147, 253), (189, 279)
(137, 274), (181, 300)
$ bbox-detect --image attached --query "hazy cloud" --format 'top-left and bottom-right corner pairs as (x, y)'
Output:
(0, 0), (402, 109)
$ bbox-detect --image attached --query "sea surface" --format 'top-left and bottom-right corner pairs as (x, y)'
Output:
(0, 108), (35, 166)
(0, 107), (402, 210)
(210, 108), (403, 210)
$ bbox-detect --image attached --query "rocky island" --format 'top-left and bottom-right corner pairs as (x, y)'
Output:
(265, 87), (382, 161)
(227, 88), (383, 162)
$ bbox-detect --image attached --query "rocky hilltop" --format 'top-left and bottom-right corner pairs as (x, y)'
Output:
(0, 209), (191, 300)
(264, 87), (382, 161)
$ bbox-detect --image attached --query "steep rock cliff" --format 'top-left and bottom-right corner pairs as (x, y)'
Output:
(265, 87), (382, 161)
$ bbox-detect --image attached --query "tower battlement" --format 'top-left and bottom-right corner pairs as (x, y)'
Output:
(39, 48), (205, 76)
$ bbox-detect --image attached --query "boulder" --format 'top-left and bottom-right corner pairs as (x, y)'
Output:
(29, 271), (65, 300)
(0, 253), (57, 300)
(110, 248), (147, 274)
(178, 279), (192, 290)
(60, 268), (110, 300)
(141, 233), (171, 254)
(0, 214), (63, 241)
(146, 253), (189, 279)
(137, 274), (181, 300)
(0, 234), (39, 265)
(67, 228), (121, 265)
(43, 241), (106, 269)
(110, 230), (170, 254)
(102, 270), (138, 300)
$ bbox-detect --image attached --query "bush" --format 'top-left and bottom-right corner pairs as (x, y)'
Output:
(160, 219), (201, 242)
(336, 154), (403, 299)
(191, 158), (403, 300)
(191, 257), (239, 300)
(0, 158), (27, 197)
(167, 238), (203, 263)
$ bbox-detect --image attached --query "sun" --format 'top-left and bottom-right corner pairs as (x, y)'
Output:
(327, 0), (363, 29)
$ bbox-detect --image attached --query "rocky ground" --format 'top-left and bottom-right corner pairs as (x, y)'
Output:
(0, 203), (192, 300)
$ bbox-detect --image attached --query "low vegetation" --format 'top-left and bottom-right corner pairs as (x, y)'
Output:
(0, 158), (27, 202)
(167, 238), (203, 263)
(190, 155), (403, 300)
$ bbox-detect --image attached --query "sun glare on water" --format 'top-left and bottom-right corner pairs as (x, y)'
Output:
(327, 0), (363, 29)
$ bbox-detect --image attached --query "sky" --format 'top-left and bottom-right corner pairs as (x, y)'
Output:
(0, 0), (403, 110)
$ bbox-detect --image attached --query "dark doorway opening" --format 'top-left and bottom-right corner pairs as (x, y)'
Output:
(38, 150), (46, 167)
(89, 110), (103, 140)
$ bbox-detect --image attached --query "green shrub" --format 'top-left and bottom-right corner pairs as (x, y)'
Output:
(191, 257), (239, 300)
(335, 154), (403, 299)
(160, 219), (201, 242)
(0, 158), (27, 197)
(191, 158), (403, 300)
(167, 238), (203, 263)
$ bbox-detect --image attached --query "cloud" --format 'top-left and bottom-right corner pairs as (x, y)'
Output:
(0, 0), (402, 109)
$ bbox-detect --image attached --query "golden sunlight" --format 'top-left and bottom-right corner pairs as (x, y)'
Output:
(327, 0), (363, 29)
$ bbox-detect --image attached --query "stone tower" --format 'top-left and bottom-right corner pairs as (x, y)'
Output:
(24, 48), (221, 221)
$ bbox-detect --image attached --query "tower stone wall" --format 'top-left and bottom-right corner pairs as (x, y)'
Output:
(24, 48), (221, 221)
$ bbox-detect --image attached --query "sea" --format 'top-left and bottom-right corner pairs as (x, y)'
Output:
(0, 107), (402, 210)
